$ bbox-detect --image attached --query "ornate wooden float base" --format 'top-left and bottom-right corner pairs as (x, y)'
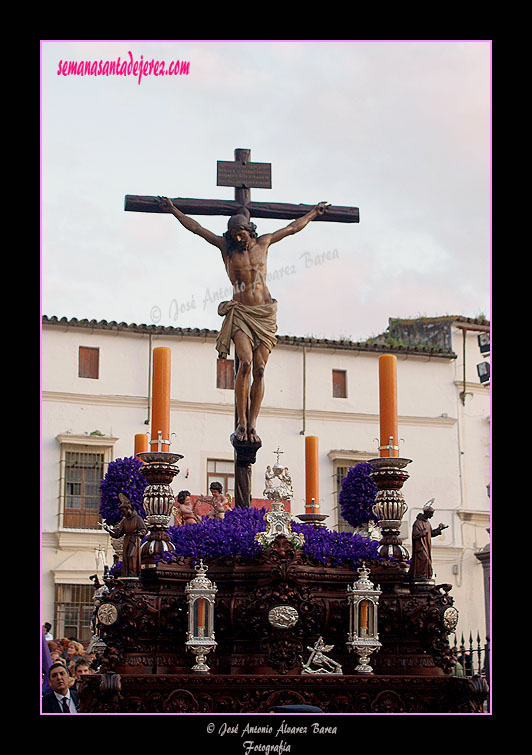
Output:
(81, 537), (487, 713)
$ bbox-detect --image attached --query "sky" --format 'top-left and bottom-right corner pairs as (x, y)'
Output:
(41, 40), (491, 343)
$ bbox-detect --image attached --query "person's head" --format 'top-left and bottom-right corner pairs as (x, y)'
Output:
(74, 659), (91, 678)
(43, 622), (52, 633)
(177, 490), (191, 505)
(209, 482), (223, 497)
(67, 641), (83, 658)
(48, 662), (70, 695)
(224, 211), (257, 256)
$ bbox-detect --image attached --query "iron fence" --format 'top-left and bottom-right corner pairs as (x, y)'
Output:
(451, 631), (489, 679)
(452, 631), (490, 712)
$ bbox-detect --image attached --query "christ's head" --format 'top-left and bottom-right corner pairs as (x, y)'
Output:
(224, 212), (257, 255)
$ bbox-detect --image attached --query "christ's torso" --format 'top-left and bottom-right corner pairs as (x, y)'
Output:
(224, 237), (272, 306)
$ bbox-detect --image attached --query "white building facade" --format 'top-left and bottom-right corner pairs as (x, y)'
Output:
(41, 315), (490, 645)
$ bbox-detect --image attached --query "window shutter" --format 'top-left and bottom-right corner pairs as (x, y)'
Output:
(332, 369), (347, 398)
(79, 347), (99, 379)
(217, 358), (235, 389)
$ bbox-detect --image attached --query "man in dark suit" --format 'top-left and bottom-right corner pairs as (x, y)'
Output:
(42, 662), (79, 713)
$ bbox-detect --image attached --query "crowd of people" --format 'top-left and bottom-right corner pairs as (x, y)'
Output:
(42, 624), (96, 713)
(42, 486), (231, 712)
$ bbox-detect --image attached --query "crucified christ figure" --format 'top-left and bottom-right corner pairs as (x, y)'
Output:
(158, 197), (329, 443)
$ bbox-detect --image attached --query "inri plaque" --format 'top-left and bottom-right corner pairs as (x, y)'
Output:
(217, 160), (272, 189)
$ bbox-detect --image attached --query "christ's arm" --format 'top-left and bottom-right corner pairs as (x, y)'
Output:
(158, 196), (224, 250)
(264, 202), (330, 245)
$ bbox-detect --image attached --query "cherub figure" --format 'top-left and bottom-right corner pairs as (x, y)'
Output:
(175, 490), (201, 525)
(197, 482), (230, 520)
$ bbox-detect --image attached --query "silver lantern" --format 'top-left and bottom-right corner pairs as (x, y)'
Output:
(185, 560), (217, 673)
(347, 562), (382, 673)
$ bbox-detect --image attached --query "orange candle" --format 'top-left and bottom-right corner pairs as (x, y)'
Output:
(196, 598), (206, 637)
(134, 433), (148, 458)
(151, 347), (171, 453)
(305, 436), (319, 514)
(379, 355), (399, 457)
(359, 599), (369, 637)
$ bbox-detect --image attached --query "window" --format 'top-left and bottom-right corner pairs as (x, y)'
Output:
(332, 369), (347, 398)
(79, 346), (99, 379)
(55, 584), (95, 642)
(63, 449), (105, 529)
(56, 436), (117, 529)
(217, 358), (234, 389)
(207, 459), (234, 498)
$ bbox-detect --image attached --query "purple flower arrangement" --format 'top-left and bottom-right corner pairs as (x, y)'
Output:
(338, 462), (378, 529)
(165, 506), (265, 562)
(292, 520), (380, 568)
(160, 506), (380, 571)
(99, 456), (148, 525)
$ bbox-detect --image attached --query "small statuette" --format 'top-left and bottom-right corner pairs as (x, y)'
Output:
(301, 636), (343, 675)
(263, 448), (294, 504)
(256, 450), (304, 550)
(268, 605), (299, 629)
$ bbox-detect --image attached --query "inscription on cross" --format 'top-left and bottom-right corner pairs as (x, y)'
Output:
(217, 149), (271, 192)
(125, 148), (359, 507)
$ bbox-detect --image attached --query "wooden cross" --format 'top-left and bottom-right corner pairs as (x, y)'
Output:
(125, 148), (359, 506)
(125, 148), (359, 223)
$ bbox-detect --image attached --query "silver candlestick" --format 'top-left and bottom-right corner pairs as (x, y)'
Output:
(137, 451), (182, 568)
(368, 457), (411, 565)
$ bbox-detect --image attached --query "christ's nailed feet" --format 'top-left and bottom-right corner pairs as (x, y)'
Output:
(248, 427), (261, 444)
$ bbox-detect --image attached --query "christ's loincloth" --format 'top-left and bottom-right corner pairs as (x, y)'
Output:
(216, 299), (278, 359)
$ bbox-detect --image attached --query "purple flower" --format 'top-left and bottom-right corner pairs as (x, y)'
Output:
(338, 462), (378, 529)
(99, 456), (147, 525)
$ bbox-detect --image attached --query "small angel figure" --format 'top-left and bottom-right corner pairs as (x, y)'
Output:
(175, 490), (201, 525)
(263, 465), (275, 495)
(196, 482), (230, 520)
(280, 467), (294, 499)
(301, 637), (343, 675)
